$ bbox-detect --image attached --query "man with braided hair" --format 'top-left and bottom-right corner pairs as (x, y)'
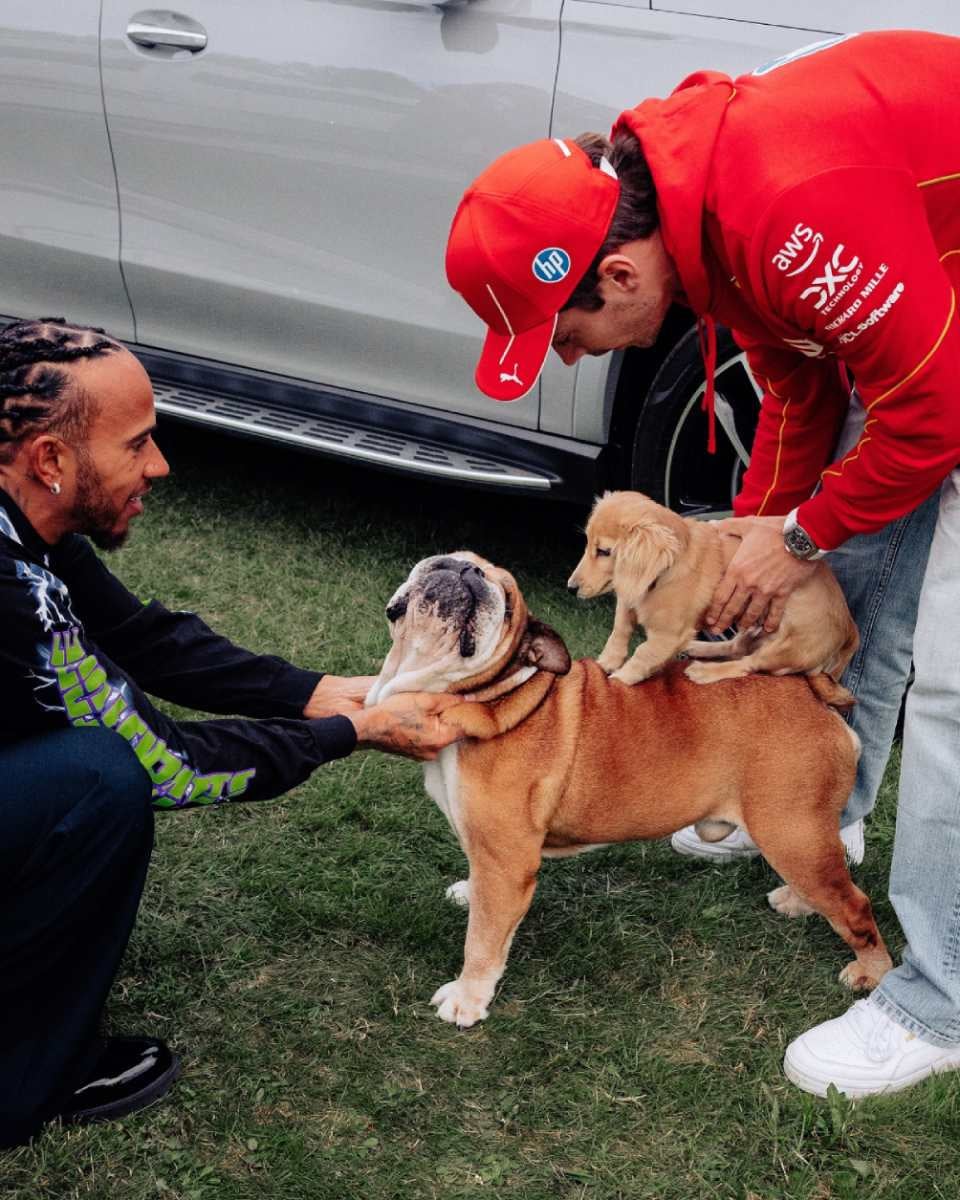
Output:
(447, 31), (960, 1098)
(0, 318), (462, 1146)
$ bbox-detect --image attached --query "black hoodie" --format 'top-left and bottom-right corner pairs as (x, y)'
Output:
(0, 489), (356, 808)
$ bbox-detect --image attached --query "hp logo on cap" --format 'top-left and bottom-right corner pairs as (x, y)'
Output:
(532, 247), (571, 284)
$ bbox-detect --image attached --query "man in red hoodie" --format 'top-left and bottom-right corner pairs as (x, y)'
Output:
(446, 30), (960, 1098)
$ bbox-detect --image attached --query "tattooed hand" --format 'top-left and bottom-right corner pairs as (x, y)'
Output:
(349, 691), (465, 760)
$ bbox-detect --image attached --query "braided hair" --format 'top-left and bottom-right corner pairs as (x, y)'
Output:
(0, 317), (121, 464)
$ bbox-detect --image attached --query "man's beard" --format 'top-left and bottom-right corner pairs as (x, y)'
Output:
(72, 453), (129, 551)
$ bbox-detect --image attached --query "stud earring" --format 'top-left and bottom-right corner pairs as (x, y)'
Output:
(50, 482), (61, 496)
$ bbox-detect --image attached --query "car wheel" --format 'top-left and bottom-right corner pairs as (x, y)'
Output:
(628, 324), (761, 518)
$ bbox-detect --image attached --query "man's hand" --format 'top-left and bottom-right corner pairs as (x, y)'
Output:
(706, 515), (818, 634)
(349, 692), (465, 760)
(304, 674), (378, 719)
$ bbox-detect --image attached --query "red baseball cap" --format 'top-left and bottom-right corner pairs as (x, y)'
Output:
(446, 138), (620, 402)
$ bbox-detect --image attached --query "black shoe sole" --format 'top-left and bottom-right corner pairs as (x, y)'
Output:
(60, 1054), (182, 1126)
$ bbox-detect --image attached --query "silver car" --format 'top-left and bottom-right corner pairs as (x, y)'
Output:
(2, 1), (957, 514)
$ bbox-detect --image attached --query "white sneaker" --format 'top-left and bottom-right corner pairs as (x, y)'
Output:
(784, 998), (960, 1098)
(669, 818), (865, 865)
(840, 817), (865, 865)
(670, 823), (760, 860)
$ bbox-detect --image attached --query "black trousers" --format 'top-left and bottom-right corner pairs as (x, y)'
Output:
(0, 727), (154, 1148)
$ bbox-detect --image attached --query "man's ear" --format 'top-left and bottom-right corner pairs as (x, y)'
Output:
(25, 434), (69, 492)
(596, 251), (641, 295)
(522, 620), (571, 676)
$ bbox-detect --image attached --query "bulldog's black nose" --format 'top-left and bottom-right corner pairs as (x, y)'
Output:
(458, 562), (488, 604)
(567, 582), (579, 594)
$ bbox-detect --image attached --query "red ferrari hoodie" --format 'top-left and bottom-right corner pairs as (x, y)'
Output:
(615, 30), (960, 549)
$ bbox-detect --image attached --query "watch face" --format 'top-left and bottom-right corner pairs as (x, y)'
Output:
(785, 525), (816, 559)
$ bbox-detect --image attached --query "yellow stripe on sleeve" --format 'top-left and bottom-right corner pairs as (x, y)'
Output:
(756, 383), (790, 516)
(865, 290), (956, 412)
(918, 172), (960, 189)
(821, 418), (878, 480)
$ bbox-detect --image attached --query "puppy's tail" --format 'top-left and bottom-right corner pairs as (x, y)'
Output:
(822, 621), (860, 683)
(805, 671), (856, 713)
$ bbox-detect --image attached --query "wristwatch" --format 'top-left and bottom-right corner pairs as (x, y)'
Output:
(783, 508), (827, 561)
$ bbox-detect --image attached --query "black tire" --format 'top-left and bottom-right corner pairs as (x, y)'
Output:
(628, 324), (761, 517)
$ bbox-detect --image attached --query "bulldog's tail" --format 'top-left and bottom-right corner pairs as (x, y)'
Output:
(805, 671), (856, 713)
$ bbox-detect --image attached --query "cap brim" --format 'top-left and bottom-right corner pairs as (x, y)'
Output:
(474, 314), (557, 403)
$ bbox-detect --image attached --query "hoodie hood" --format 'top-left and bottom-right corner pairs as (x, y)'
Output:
(613, 70), (736, 315)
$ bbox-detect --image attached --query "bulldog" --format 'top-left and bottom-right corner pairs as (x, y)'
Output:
(366, 552), (891, 1029)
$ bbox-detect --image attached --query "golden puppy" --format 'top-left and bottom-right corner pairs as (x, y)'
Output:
(568, 490), (858, 686)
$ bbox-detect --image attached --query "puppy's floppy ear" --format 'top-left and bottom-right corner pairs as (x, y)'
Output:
(614, 518), (684, 598)
(521, 620), (571, 675)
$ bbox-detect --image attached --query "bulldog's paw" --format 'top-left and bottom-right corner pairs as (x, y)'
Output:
(445, 880), (471, 907)
(838, 961), (882, 992)
(430, 979), (491, 1028)
(767, 884), (815, 918)
(596, 649), (626, 674)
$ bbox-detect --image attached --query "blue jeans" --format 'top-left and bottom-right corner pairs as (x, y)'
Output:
(0, 727), (154, 1147)
(831, 493), (939, 828)
(827, 388), (960, 1042)
(816, 393), (960, 1041)
(868, 469), (960, 1046)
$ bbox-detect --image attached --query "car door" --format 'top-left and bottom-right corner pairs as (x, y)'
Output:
(0, 3), (133, 337)
(98, 0), (562, 429)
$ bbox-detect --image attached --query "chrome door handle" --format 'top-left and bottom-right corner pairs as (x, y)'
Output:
(127, 11), (207, 52)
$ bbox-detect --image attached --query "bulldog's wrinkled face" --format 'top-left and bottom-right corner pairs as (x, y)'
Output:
(366, 551), (528, 704)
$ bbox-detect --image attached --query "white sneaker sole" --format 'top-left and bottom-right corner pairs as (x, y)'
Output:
(784, 1051), (960, 1099)
(670, 833), (759, 861)
(670, 818), (865, 865)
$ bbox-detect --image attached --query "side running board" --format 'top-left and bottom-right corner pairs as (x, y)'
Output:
(152, 379), (554, 491)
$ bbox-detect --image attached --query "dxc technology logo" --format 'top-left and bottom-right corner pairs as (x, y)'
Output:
(800, 244), (862, 311)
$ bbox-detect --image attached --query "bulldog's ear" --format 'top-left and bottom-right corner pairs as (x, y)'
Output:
(523, 620), (571, 675)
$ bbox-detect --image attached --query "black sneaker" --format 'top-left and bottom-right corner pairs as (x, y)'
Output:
(56, 1036), (181, 1126)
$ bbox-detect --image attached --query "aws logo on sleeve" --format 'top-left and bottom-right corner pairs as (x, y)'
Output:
(771, 228), (864, 315)
(771, 223), (823, 277)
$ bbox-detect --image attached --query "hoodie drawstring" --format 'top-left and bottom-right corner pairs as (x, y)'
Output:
(697, 315), (718, 454)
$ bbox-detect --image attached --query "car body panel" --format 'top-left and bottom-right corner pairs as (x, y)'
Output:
(0, 3), (134, 339)
(99, 0), (562, 429)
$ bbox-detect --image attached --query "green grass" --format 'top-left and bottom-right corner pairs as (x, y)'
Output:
(3, 425), (957, 1200)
